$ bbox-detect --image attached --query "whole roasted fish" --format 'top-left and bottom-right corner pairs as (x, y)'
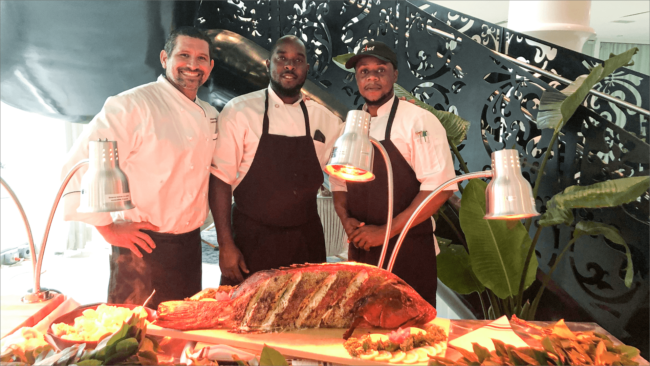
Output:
(155, 262), (436, 339)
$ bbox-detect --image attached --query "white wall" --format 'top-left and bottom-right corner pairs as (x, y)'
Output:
(1, 102), (70, 256)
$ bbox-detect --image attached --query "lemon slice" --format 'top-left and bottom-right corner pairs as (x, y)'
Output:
(434, 342), (444, 354)
(369, 333), (390, 343)
(421, 345), (437, 356)
(375, 351), (392, 362)
(402, 350), (419, 364)
(389, 351), (406, 363)
(359, 350), (379, 360)
(408, 327), (427, 336)
(415, 348), (430, 363)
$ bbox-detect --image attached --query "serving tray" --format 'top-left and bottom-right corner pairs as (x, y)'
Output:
(148, 317), (449, 365)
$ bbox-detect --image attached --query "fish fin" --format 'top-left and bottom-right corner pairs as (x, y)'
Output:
(343, 316), (364, 340)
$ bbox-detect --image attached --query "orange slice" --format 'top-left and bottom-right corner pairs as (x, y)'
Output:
(434, 342), (444, 355)
(389, 351), (406, 363)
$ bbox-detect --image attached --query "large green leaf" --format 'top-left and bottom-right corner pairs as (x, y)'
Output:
(573, 221), (634, 288)
(332, 53), (470, 146)
(539, 176), (649, 227)
(437, 243), (485, 294)
(559, 48), (638, 130)
(536, 75), (587, 130)
(259, 345), (288, 366)
(332, 52), (354, 71)
(459, 180), (537, 299)
(394, 84), (470, 146)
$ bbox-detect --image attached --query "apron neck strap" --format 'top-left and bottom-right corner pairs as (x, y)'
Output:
(263, 89), (310, 136)
(384, 96), (400, 141)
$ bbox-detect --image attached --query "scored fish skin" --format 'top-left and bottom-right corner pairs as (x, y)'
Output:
(155, 262), (436, 337)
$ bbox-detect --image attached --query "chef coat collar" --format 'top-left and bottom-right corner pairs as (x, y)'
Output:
(267, 85), (304, 107)
(367, 91), (396, 118)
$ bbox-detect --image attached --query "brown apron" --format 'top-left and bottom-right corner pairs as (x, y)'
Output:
(220, 90), (326, 286)
(108, 228), (202, 309)
(347, 97), (437, 306)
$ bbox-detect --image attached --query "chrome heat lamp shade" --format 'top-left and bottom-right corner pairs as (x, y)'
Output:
(78, 140), (135, 213)
(484, 149), (539, 220)
(324, 110), (374, 182)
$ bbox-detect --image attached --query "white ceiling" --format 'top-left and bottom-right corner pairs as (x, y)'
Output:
(427, 1), (649, 45)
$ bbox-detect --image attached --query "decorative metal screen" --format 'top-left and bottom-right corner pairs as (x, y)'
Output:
(181, 0), (649, 352)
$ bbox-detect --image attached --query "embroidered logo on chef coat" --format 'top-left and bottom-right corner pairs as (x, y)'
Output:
(211, 118), (218, 140)
(415, 130), (429, 143)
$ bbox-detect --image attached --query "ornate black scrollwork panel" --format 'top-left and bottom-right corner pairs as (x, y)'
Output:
(408, 0), (501, 52)
(504, 31), (649, 143)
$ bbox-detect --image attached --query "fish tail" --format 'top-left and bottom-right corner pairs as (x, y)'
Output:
(155, 300), (236, 330)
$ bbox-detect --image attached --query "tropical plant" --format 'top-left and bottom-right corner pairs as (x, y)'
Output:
(331, 48), (647, 320)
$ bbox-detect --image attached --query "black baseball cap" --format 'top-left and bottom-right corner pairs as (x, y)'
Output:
(345, 41), (398, 69)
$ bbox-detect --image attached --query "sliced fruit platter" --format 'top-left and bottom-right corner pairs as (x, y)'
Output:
(344, 324), (447, 364)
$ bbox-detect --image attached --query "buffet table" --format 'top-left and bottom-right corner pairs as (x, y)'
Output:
(150, 317), (650, 365)
(3, 297), (648, 365)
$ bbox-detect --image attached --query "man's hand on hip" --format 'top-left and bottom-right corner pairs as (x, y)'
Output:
(96, 222), (159, 258)
(218, 241), (249, 283)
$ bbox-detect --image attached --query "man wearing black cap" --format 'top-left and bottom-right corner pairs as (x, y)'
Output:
(330, 41), (458, 306)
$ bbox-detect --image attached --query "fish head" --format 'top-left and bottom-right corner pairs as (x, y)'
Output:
(359, 280), (437, 329)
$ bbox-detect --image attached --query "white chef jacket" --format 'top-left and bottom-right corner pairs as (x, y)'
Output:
(62, 75), (218, 234)
(329, 98), (458, 256)
(211, 87), (343, 189)
(329, 98), (458, 193)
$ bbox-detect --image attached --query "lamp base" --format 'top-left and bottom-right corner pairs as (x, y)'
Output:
(21, 289), (60, 303)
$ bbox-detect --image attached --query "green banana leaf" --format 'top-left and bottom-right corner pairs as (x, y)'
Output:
(535, 75), (586, 130)
(332, 53), (471, 146)
(393, 84), (470, 146)
(558, 48), (638, 131)
(437, 242), (485, 295)
(332, 52), (355, 71)
(535, 47), (638, 131)
(539, 176), (650, 227)
(459, 179), (537, 299)
(572, 221), (634, 288)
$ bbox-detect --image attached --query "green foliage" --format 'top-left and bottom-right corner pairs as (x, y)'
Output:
(436, 243), (485, 295)
(459, 180), (537, 299)
(4, 313), (160, 366)
(259, 345), (288, 366)
(573, 221), (634, 287)
(332, 53), (354, 71)
(539, 176), (649, 227)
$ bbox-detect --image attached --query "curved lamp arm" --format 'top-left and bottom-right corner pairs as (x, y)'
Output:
(368, 137), (394, 269)
(0, 177), (37, 276)
(386, 170), (493, 273)
(22, 159), (89, 303)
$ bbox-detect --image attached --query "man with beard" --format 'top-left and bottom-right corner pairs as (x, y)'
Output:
(62, 27), (216, 307)
(210, 35), (342, 285)
(330, 41), (457, 306)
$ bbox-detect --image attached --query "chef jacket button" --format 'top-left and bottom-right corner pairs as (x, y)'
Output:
(186, 221), (189, 226)
(206, 165), (209, 170)
(188, 136), (193, 140)
(293, 190), (297, 195)
(190, 165), (194, 169)
(275, 104), (279, 108)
